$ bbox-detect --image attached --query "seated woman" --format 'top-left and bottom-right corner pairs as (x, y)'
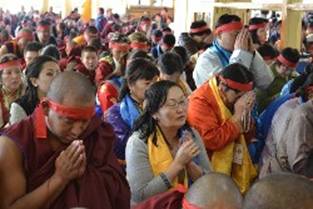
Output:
(105, 58), (159, 164)
(248, 17), (269, 49)
(0, 54), (25, 129)
(188, 63), (257, 193)
(10, 55), (60, 124)
(126, 80), (211, 204)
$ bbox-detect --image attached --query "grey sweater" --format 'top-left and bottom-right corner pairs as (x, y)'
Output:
(125, 128), (212, 203)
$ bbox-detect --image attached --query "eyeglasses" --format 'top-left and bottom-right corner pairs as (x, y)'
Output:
(164, 98), (188, 109)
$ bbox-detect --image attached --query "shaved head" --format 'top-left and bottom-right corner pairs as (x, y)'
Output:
(185, 173), (242, 209)
(243, 173), (313, 209)
(47, 71), (96, 106)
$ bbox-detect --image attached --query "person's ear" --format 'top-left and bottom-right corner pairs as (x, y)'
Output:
(30, 77), (38, 87)
(152, 112), (160, 122)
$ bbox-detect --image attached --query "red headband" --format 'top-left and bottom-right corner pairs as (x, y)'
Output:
(17, 32), (33, 41)
(215, 22), (243, 35)
(277, 54), (297, 68)
(248, 23), (267, 31)
(37, 25), (50, 31)
(109, 42), (130, 51)
(182, 199), (203, 209)
(43, 99), (95, 120)
(0, 59), (21, 70)
(130, 42), (149, 50)
(219, 76), (253, 92)
(190, 25), (209, 34)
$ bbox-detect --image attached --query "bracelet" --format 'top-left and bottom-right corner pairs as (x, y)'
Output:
(160, 172), (172, 189)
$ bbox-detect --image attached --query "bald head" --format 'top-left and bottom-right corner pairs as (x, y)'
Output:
(185, 173), (242, 209)
(47, 71), (96, 106)
(243, 173), (313, 209)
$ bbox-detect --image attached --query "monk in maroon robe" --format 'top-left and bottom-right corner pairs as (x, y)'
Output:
(0, 71), (130, 209)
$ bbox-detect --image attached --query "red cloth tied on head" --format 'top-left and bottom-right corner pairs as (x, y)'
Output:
(277, 54), (297, 68)
(42, 98), (95, 120)
(0, 59), (21, 70)
(37, 25), (50, 31)
(130, 42), (149, 50)
(182, 198), (203, 209)
(109, 42), (130, 51)
(219, 76), (253, 92)
(215, 21), (243, 35)
(190, 25), (209, 34)
(17, 32), (33, 41)
(248, 23), (267, 31)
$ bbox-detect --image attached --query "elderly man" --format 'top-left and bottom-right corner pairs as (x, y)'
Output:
(0, 71), (130, 209)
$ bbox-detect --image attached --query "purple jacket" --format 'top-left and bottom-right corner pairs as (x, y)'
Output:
(105, 103), (131, 161)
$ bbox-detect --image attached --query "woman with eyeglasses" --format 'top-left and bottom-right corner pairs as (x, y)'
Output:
(126, 80), (211, 204)
(0, 54), (25, 129)
(105, 58), (159, 165)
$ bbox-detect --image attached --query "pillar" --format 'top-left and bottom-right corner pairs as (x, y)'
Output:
(280, 0), (302, 50)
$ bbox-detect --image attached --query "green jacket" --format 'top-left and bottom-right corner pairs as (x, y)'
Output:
(256, 64), (295, 113)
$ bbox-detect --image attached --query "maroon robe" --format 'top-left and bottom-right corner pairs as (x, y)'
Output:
(3, 108), (130, 209)
(133, 185), (186, 209)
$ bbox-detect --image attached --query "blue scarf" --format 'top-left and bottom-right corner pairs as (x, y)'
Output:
(210, 39), (232, 67)
(120, 94), (141, 128)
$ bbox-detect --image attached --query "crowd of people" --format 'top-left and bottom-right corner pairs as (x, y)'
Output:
(0, 4), (313, 209)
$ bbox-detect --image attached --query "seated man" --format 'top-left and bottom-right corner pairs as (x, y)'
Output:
(151, 33), (176, 59)
(73, 26), (99, 47)
(183, 173), (242, 209)
(178, 20), (213, 57)
(243, 173), (313, 209)
(0, 71), (130, 209)
(193, 14), (273, 89)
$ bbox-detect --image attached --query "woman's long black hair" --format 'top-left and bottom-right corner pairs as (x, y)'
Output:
(248, 17), (268, 45)
(15, 55), (57, 115)
(132, 80), (188, 145)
